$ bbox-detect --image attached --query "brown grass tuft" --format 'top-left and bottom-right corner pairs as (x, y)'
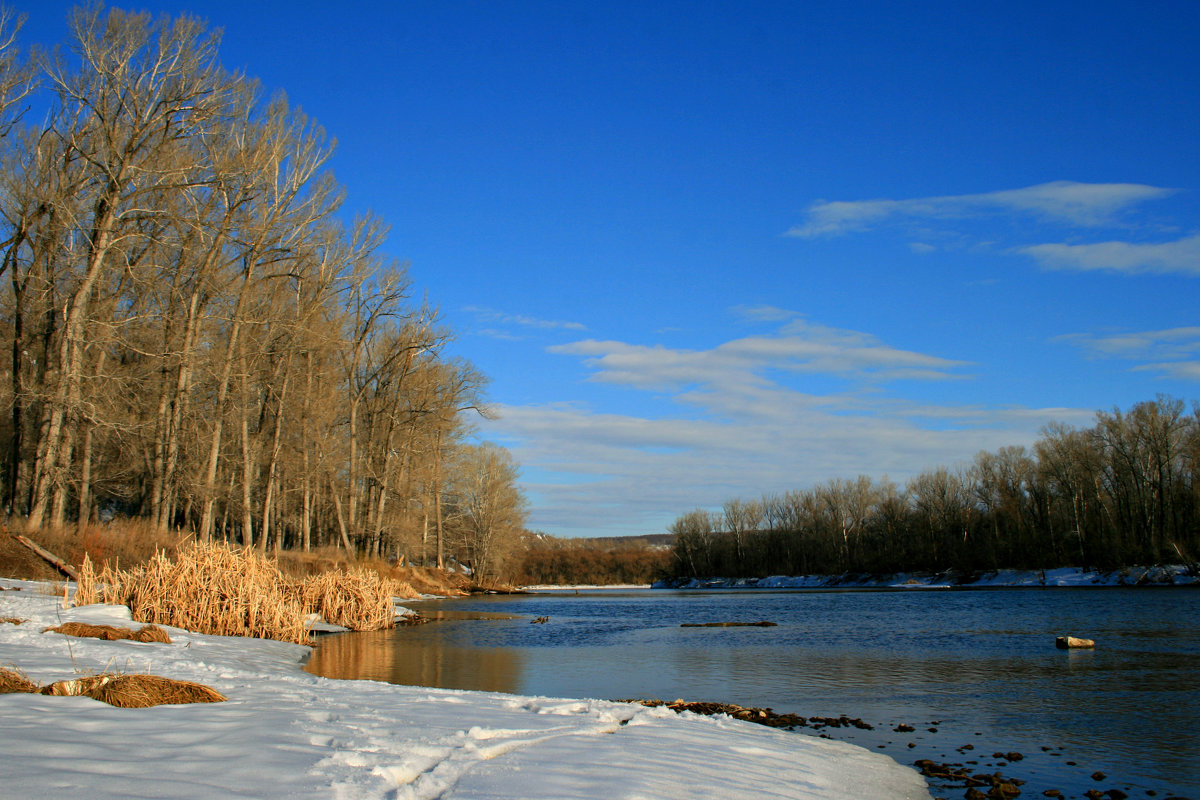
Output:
(42, 621), (171, 643)
(0, 665), (39, 694)
(41, 673), (226, 707)
(1, 616), (24, 625)
(132, 624), (173, 643)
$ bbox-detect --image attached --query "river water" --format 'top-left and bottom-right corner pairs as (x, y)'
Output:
(306, 587), (1200, 798)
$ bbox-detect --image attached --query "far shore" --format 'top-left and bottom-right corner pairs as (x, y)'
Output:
(511, 565), (1198, 593)
(652, 564), (1197, 591)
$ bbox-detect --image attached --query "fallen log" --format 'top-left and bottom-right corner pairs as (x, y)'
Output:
(7, 531), (78, 581)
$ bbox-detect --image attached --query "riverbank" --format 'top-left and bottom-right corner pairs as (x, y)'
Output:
(0, 577), (930, 799)
(654, 564), (1197, 590)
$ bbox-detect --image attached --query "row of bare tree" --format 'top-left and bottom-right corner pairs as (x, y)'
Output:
(0, 7), (527, 574)
(516, 534), (673, 586)
(669, 396), (1200, 578)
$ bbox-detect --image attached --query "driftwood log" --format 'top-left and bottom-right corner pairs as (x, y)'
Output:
(1056, 635), (1095, 649)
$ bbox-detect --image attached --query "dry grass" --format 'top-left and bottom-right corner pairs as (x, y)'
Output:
(0, 665), (39, 693)
(1, 665), (225, 707)
(1, 616), (24, 625)
(40, 673), (226, 707)
(33, 520), (183, 572)
(75, 543), (311, 643)
(42, 622), (172, 643)
(299, 568), (406, 631)
(276, 547), (467, 597)
(393, 564), (471, 596)
(74, 541), (409, 644)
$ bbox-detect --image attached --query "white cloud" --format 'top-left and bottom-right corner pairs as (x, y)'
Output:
(1060, 326), (1200, 381)
(485, 395), (1090, 538)
(786, 181), (1175, 238)
(464, 306), (587, 335)
(1019, 233), (1200, 275)
(549, 317), (970, 395)
(732, 304), (799, 323)
(483, 314), (1090, 537)
(1136, 362), (1200, 380)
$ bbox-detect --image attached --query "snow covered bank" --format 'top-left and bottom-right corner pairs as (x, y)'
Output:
(523, 583), (652, 591)
(655, 564), (1197, 590)
(0, 578), (930, 799)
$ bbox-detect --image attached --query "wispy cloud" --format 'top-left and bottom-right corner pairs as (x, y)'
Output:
(486, 396), (1089, 537)
(464, 306), (587, 340)
(786, 181), (1175, 238)
(1019, 233), (1200, 275)
(483, 313), (1090, 537)
(549, 316), (970, 393)
(1060, 326), (1200, 381)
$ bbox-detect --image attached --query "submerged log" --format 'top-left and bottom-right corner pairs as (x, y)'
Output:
(1056, 635), (1095, 649)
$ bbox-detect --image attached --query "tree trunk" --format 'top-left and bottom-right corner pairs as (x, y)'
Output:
(259, 366), (291, 550)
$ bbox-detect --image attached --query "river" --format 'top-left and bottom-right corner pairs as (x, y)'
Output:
(306, 587), (1200, 798)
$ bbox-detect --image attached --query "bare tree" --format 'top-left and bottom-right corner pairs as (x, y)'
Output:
(445, 442), (527, 585)
(26, 8), (235, 531)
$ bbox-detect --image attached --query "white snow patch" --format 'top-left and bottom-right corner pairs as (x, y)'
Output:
(0, 578), (930, 799)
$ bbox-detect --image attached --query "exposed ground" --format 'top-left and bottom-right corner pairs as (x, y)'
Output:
(0, 522), (475, 597)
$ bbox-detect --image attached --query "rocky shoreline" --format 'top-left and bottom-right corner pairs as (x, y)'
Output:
(623, 698), (1195, 800)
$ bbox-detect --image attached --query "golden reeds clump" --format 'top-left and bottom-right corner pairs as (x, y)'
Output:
(41, 673), (226, 707)
(121, 541), (310, 644)
(300, 567), (401, 631)
(0, 665), (39, 694)
(70, 541), (406, 644)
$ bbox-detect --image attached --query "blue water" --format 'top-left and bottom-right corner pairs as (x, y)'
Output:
(307, 588), (1200, 798)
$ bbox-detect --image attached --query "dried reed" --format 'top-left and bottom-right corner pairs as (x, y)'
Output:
(42, 622), (171, 643)
(1, 616), (24, 625)
(71, 541), (406, 644)
(299, 568), (402, 631)
(0, 665), (39, 694)
(41, 673), (226, 707)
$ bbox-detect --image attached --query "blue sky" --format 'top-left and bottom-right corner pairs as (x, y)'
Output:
(19, 1), (1200, 537)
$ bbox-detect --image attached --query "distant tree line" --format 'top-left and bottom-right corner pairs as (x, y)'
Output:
(517, 534), (673, 586)
(0, 7), (527, 572)
(668, 396), (1200, 579)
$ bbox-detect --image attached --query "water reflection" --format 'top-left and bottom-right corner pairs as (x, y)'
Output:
(305, 588), (1200, 795)
(308, 612), (526, 695)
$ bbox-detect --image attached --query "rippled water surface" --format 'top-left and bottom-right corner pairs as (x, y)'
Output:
(307, 588), (1200, 797)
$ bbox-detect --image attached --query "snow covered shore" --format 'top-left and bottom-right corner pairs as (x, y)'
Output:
(656, 564), (1197, 590)
(0, 578), (930, 799)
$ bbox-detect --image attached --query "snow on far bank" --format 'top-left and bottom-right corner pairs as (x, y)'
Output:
(523, 584), (652, 591)
(0, 578), (931, 800)
(655, 564), (1197, 590)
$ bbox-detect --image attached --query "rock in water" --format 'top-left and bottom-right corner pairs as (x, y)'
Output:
(1056, 635), (1095, 649)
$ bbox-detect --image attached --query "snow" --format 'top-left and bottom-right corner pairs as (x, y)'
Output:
(655, 564), (1197, 590)
(0, 578), (931, 799)
(523, 584), (652, 591)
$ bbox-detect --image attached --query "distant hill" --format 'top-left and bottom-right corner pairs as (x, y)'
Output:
(587, 533), (674, 550)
